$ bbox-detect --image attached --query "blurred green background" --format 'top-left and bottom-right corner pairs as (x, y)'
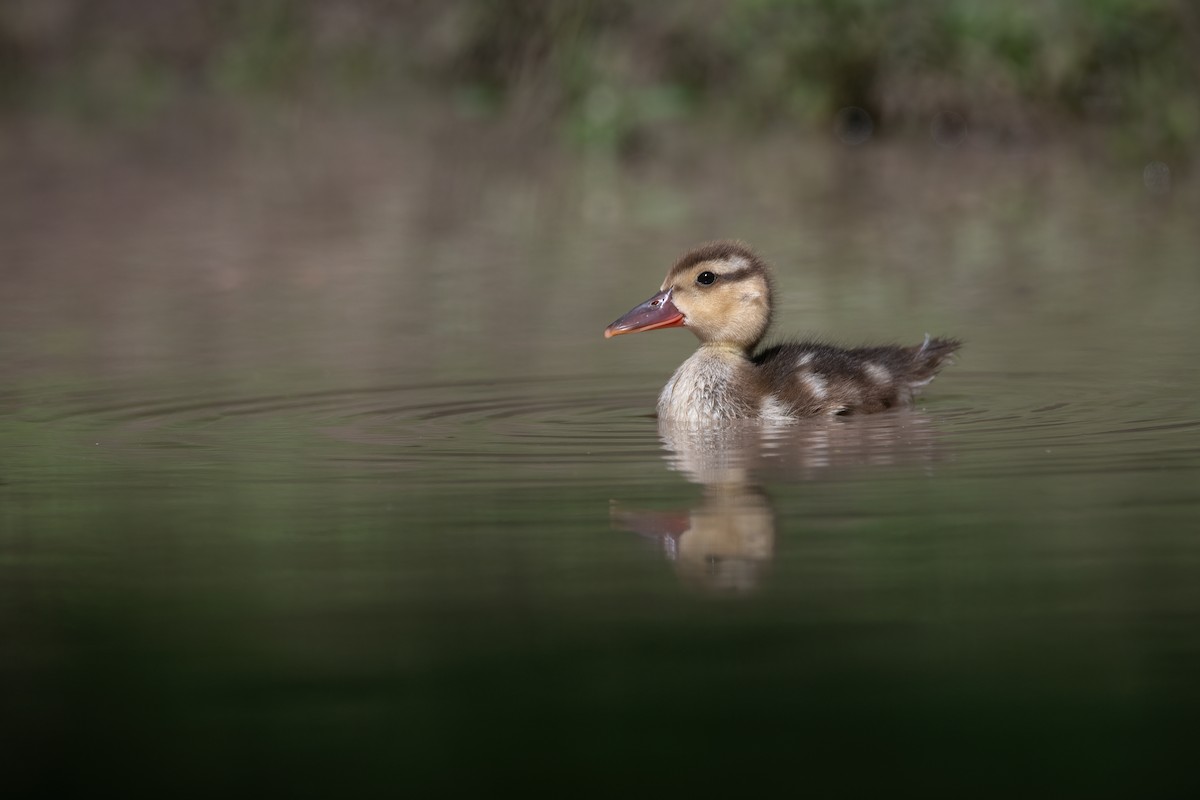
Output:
(2, 0), (1198, 156)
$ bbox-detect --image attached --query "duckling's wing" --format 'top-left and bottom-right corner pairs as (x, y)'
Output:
(753, 337), (960, 415)
(852, 335), (961, 388)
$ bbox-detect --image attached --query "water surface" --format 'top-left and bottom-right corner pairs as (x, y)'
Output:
(3, 122), (1199, 795)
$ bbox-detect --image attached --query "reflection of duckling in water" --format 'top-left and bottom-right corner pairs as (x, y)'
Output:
(612, 484), (774, 593)
(605, 240), (959, 423)
(611, 414), (948, 592)
(659, 412), (947, 483)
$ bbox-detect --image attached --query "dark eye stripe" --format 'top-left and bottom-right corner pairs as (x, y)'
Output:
(719, 267), (756, 282)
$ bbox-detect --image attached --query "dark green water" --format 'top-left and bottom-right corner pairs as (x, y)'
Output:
(3, 124), (1199, 795)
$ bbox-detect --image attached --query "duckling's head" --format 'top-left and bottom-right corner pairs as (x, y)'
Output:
(604, 240), (774, 351)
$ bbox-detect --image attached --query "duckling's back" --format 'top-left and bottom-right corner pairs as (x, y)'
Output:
(752, 336), (961, 416)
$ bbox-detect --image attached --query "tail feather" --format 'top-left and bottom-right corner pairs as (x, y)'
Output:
(905, 335), (961, 387)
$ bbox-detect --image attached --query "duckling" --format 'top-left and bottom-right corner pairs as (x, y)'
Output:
(604, 240), (960, 423)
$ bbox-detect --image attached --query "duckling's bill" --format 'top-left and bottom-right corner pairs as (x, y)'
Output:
(604, 289), (685, 338)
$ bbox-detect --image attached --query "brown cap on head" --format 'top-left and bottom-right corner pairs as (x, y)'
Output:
(665, 240), (771, 287)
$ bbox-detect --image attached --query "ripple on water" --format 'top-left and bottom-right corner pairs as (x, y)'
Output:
(7, 369), (1199, 489)
(933, 371), (1200, 479)
(9, 375), (665, 488)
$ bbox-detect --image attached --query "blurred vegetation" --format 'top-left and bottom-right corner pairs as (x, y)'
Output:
(1, 0), (1198, 156)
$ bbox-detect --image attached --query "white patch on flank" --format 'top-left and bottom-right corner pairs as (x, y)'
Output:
(758, 394), (791, 422)
(796, 352), (815, 368)
(800, 372), (828, 400)
(863, 363), (891, 384)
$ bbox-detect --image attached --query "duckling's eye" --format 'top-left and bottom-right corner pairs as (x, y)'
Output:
(696, 271), (717, 286)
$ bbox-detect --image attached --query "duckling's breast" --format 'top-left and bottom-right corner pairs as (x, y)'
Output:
(657, 348), (757, 423)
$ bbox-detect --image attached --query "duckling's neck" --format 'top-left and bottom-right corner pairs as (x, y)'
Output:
(657, 343), (755, 423)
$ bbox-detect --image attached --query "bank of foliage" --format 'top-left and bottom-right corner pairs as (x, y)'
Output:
(2, 0), (1196, 154)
